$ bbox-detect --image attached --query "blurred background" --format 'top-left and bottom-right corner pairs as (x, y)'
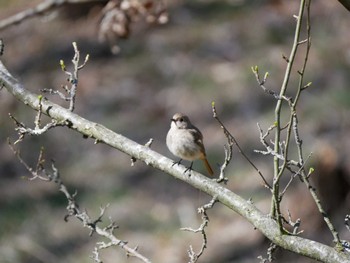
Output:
(1, 0), (350, 262)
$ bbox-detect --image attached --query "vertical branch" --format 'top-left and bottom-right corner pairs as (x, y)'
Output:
(271, 0), (306, 230)
(42, 42), (89, 111)
(68, 43), (80, 111)
(284, 0), (341, 246)
(58, 42), (89, 112)
(267, 0), (341, 246)
(276, 0), (313, 208)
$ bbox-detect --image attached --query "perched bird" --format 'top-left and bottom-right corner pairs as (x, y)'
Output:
(166, 113), (213, 176)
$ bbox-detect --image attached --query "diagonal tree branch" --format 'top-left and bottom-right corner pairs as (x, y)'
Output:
(0, 0), (104, 31)
(1, 59), (350, 263)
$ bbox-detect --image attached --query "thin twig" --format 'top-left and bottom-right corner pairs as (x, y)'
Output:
(8, 95), (62, 144)
(269, 0), (307, 230)
(42, 42), (89, 111)
(286, 210), (303, 235)
(251, 66), (291, 103)
(8, 142), (152, 263)
(216, 143), (231, 183)
(257, 242), (278, 263)
(0, 0), (103, 30)
(281, 153), (312, 197)
(212, 103), (272, 190)
(131, 138), (153, 166)
(181, 196), (217, 263)
(255, 123), (284, 161)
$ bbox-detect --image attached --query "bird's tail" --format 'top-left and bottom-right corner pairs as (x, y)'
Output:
(202, 157), (214, 176)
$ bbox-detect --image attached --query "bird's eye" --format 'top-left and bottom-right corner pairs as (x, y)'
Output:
(179, 118), (184, 122)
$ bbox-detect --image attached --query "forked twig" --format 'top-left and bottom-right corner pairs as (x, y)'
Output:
(212, 102), (272, 190)
(42, 42), (89, 112)
(181, 196), (217, 263)
(8, 141), (152, 263)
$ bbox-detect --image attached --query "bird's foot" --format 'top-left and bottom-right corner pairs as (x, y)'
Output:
(184, 162), (194, 177)
(172, 159), (183, 167)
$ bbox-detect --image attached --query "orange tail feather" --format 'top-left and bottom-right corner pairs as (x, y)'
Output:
(202, 157), (214, 176)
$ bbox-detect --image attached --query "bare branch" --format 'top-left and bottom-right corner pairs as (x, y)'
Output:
(0, 0), (104, 31)
(181, 196), (217, 263)
(1, 37), (350, 262)
(9, 143), (152, 263)
(212, 102), (272, 190)
(216, 143), (231, 184)
(286, 210), (303, 235)
(251, 66), (291, 102)
(131, 138), (154, 166)
(258, 242), (278, 263)
(8, 95), (64, 144)
(42, 42), (89, 111)
(255, 123), (284, 161)
(280, 153), (313, 197)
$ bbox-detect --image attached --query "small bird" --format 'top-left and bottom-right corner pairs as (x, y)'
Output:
(166, 113), (214, 176)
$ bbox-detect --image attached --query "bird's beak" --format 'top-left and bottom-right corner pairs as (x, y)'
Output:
(170, 118), (175, 122)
